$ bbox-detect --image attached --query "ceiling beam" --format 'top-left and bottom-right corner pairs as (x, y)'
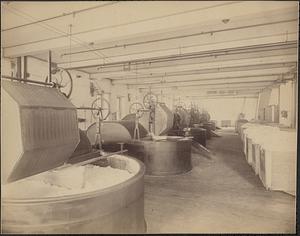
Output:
(3, 3), (297, 57)
(160, 88), (262, 96)
(116, 67), (291, 85)
(135, 80), (275, 91)
(58, 41), (297, 72)
(59, 39), (297, 71)
(185, 95), (259, 99)
(80, 54), (297, 78)
(140, 84), (270, 92)
(110, 62), (295, 81)
(2, 2), (119, 32)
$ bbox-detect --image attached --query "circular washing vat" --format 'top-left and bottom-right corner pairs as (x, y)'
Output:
(126, 136), (192, 176)
(2, 155), (146, 234)
(190, 128), (207, 147)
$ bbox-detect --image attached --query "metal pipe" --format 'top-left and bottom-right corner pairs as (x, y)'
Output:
(64, 41), (297, 70)
(125, 71), (295, 86)
(136, 80), (276, 90)
(48, 51), (52, 83)
(58, 38), (297, 69)
(27, 55), (56, 65)
(1, 75), (54, 86)
(26, 55), (89, 75)
(61, 19), (298, 57)
(57, 149), (128, 170)
(77, 107), (107, 111)
(127, 76), (280, 87)
(2, 5), (107, 60)
(187, 95), (259, 99)
(2, 2), (119, 32)
(3, 17), (297, 50)
(2, 1), (241, 49)
(111, 63), (295, 82)
(177, 85), (269, 91)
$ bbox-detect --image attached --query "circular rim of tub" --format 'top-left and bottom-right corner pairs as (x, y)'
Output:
(2, 155), (145, 204)
(145, 167), (193, 177)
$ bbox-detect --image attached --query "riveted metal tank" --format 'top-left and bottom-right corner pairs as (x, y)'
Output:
(201, 124), (212, 139)
(2, 155), (146, 234)
(85, 120), (148, 145)
(190, 128), (207, 147)
(125, 137), (192, 176)
(176, 108), (191, 129)
(1, 81), (146, 234)
(123, 103), (174, 136)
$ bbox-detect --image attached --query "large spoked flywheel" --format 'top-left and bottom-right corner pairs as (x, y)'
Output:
(143, 92), (158, 109)
(129, 102), (144, 118)
(45, 68), (73, 98)
(175, 101), (187, 109)
(91, 97), (110, 120)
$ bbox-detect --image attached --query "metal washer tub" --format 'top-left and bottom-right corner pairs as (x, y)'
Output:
(2, 155), (147, 234)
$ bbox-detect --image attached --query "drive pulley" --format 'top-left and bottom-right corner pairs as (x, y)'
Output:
(91, 96), (110, 120)
(45, 67), (73, 98)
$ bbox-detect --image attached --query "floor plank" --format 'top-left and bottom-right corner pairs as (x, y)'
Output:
(144, 129), (296, 233)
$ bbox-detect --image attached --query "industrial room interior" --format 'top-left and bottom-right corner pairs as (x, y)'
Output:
(1, 1), (298, 234)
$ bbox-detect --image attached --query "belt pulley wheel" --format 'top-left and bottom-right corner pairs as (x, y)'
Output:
(143, 92), (158, 109)
(91, 97), (110, 120)
(45, 68), (73, 98)
(129, 102), (144, 118)
(175, 101), (187, 110)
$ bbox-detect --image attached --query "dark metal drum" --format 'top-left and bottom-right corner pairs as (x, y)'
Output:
(126, 137), (192, 176)
(2, 155), (146, 234)
(190, 128), (207, 147)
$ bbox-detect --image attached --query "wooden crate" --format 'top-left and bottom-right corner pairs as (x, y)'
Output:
(243, 134), (248, 158)
(259, 147), (296, 196)
(246, 137), (253, 165)
(240, 126), (248, 141)
(251, 143), (260, 175)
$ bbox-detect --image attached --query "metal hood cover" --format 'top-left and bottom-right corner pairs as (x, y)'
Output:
(1, 81), (80, 183)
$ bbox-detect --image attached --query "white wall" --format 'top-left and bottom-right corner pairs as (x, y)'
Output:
(1, 57), (135, 129)
(256, 79), (297, 128)
(257, 88), (273, 122)
(3, 56), (295, 129)
(279, 80), (297, 127)
(1, 57), (14, 76)
(197, 97), (258, 126)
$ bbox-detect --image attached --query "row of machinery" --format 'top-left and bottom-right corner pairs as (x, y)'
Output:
(1, 72), (220, 233)
(1, 75), (146, 234)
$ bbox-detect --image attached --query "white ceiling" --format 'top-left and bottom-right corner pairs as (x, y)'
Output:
(1, 1), (298, 97)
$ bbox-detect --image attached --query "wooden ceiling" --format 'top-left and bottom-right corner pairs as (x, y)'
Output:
(1, 1), (298, 97)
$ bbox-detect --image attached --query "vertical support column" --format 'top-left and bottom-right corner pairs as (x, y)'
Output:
(294, 74), (298, 129)
(22, 56), (28, 80)
(100, 91), (104, 112)
(106, 92), (111, 120)
(48, 50), (52, 83)
(278, 85), (281, 123)
(291, 78), (297, 128)
(95, 93), (103, 152)
(255, 93), (261, 120)
(16, 57), (21, 78)
(102, 92), (111, 120)
(117, 96), (123, 119)
(116, 96), (120, 120)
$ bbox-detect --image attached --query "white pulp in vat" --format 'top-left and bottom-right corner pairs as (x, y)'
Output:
(2, 155), (136, 199)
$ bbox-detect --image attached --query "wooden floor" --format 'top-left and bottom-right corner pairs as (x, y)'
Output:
(144, 128), (296, 233)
